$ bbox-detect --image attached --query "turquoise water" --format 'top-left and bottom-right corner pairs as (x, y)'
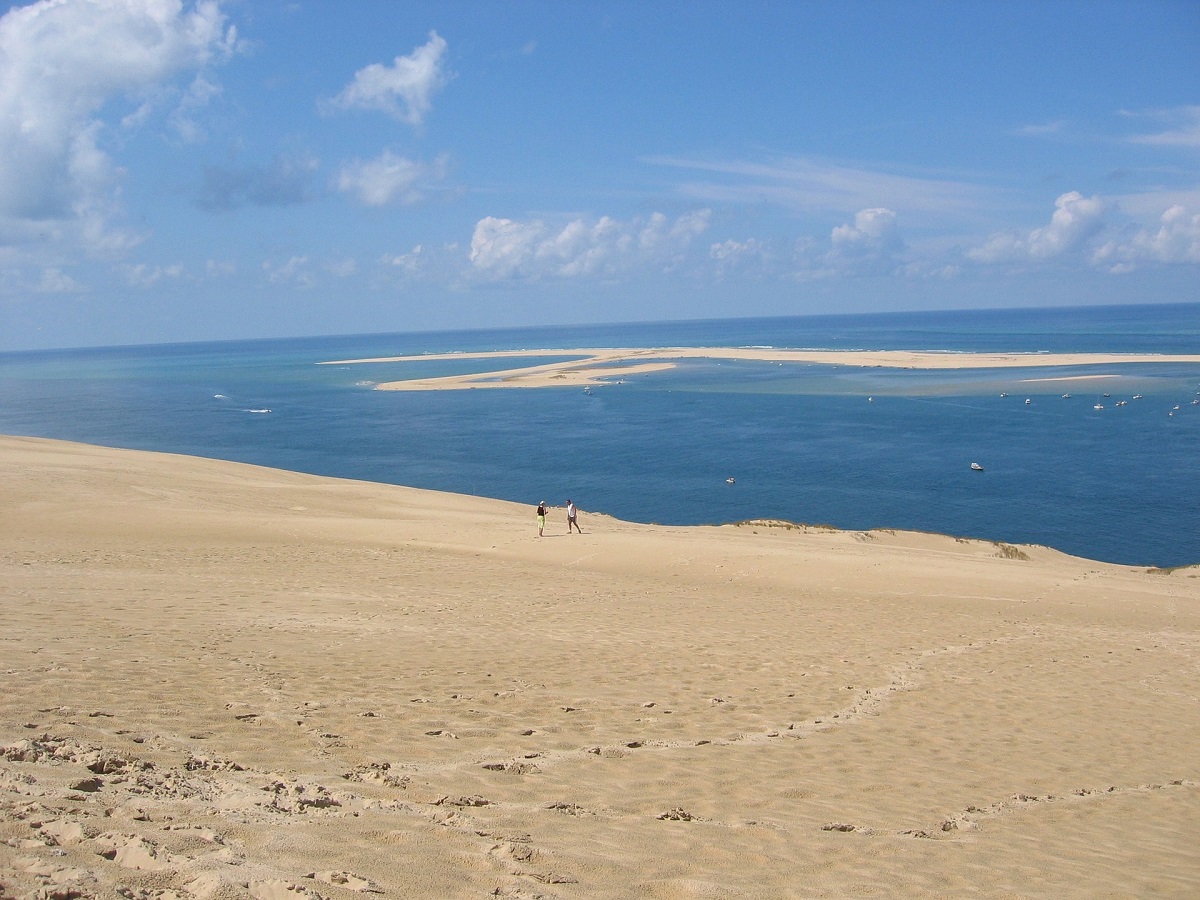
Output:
(2, 303), (1198, 567)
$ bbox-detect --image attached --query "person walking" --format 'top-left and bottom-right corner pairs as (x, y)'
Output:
(536, 500), (547, 537)
(566, 499), (582, 534)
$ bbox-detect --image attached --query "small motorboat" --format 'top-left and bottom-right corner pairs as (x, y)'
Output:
(1061, 393), (1071, 399)
(1024, 398), (1032, 405)
(971, 462), (984, 471)
(1093, 403), (1104, 410)
(1000, 392), (1009, 398)
(726, 477), (736, 485)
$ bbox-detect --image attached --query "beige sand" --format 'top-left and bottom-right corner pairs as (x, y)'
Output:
(316, 347), (1200, 391)
(2, 435), (1198, 899)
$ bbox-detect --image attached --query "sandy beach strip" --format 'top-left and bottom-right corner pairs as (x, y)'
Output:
(2, 435), (1198, 898)
(317, 347), (1200, 391)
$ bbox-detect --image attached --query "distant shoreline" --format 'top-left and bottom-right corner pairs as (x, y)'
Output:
(317, 347), (1200, 391)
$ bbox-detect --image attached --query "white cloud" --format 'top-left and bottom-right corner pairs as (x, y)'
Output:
(638, 210), (711, 254)
(263, 255), (312, 287)
(468, 217), (547, 279)
(1126, 105), (1200, 149)
(325, 257), (357, 278)
(789, 207), (906, 280)
(969, 192), (1107, 264)
(467, 210), (711, 282)
(326, 31), (448, 125)
(710, 238), (768, 277)
(120, 262), (184, 287)
(0, 0), (236, 234)
(336, 151), (445, 206)
(169, 73), (222, 141)
(381, 244), (426, 275)
(831, 208), (900, 254)
(36, 267), (85, 293)
(1093, 205), (1200, 272)
(649, 155), (1001, 226)
(710, 238), (759, 261)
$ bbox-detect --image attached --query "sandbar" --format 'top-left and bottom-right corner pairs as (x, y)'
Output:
(2, 434), (1198, 897)
(318, 347), (1200, 391)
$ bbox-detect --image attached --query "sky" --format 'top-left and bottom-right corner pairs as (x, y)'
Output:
(1, 0), (1198, 352)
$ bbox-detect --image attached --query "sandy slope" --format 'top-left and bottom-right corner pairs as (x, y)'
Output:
(1, 435), (1197, 899)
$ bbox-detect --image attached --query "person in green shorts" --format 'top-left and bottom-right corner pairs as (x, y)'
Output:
(536, 500), (547, 536)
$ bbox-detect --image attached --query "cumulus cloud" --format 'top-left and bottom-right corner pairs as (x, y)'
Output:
(468, 217), (547, 279)
(710, 237), (768, 277)
(381, 244), (427, 275)
(968, 192), (1107, 264)
(830, 208), (901, 258)
(0, 0), (236, 233)
(325, 31), (448, 125)
(789, 207), (905, 280)
(1093, 205), (1200, 272)
(467, 210), (711, 282)
(335, 151), (445, 206)
(199, 154), (317, 210)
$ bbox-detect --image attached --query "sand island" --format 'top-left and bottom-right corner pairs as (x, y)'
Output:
(317, 347), (1200, 391)
(2, 435), (1197, 898)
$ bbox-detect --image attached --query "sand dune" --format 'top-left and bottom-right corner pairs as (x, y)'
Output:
(2, 435), (1198, 898)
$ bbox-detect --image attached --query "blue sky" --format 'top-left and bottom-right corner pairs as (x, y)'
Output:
(1, 0), (1198, 351)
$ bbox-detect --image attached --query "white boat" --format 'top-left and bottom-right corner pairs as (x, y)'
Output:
(1093, 404), (1104, 410)
(726, 477), (736, 484)
(970, 462), (984, 471)
(1024, 398), (1032, 405)
(1061, 393), (1071, 399)
(1000, 392), (1009, 398)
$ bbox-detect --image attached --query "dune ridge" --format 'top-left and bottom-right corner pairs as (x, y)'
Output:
(1, 435), (1198, 898)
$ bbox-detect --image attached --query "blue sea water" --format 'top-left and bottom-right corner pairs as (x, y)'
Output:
(2, 303), (1198, 567)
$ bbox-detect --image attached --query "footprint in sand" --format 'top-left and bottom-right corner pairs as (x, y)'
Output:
(249, 879), (323, 899)
(306, 870), (383, 893)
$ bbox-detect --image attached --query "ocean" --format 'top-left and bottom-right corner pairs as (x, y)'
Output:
(2, 303), (1198, 567)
